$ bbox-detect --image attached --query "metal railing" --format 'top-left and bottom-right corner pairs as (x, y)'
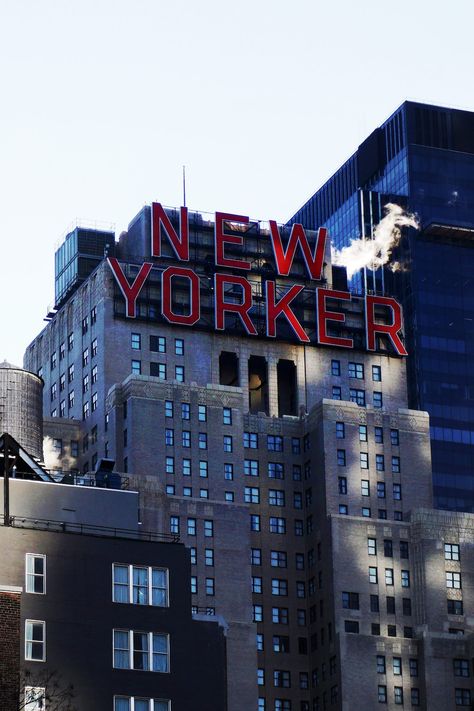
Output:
(0, 514), (179, 544)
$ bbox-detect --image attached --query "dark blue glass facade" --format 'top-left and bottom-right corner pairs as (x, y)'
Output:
(289, 101), (474, 512)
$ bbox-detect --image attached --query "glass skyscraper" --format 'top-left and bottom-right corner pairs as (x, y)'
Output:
(289, 101), (474, 512)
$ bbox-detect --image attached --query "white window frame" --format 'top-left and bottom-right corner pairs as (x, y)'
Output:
(25, 620), (46, 662)
(112, 630), (170, 672)
(112, 564), (169, 607)
(113, 696), (171, 711)
(25, 554), (46, 595)
(24, 686), (46, 711)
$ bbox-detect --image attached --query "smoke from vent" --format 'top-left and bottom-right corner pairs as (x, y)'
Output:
(43, 436), (74, 472)
(331, 203), (419, 278)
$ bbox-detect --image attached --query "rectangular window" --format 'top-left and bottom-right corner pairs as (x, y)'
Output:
(373, 391), (383, 409)
(392, 456), (401, 473)
(24, 687), (46, 711)
(269, 489), (285, 506)
(390, 429), (399, 446)
(331, 360), (341, 376)
(393, 657), (402, 675)
(376, 655), (386, 674)
(175, 338), (184, 355)
(165, 429), (174, 446)
(269, 517), (286, 534)
(342, 591), (359, 609)
(112, 564), (168, 606)
(361, 480), (370, 497)
(245, 486), (260, 504)
(394, 687), (403, 705)
(165, 400), (173, 418)
(376, 454), (385, 471)
(378, 685), (387, 703)
(175, 365), (185, 382)
(198, 432), (207, 449)
(447, 599), (463, 615)
(393, 483), (402, 500)
(291, 437), (301, 454)
(187, 518), (196, 536)
(375, 426), (384, 443)
(25, 555), (46, 594)
(455, 689), (471, 706)
(198, 405), (207, 422)
(349, 388), (365, 406)
(224, 462), (233, 480)
(182, 431), (191, 447)
(92, 364), (98, 384)
(205, 578), (215, 596)
(150, 335), (166, 353)
(112, 630), (169, 672)
(385, 568), (394, 586)
(337, 449), (346, 466)
(336, 422), (345, 438)
(268, 462), (284, 479)
(223, 435), (233, 452)
(453, 659), (470, 677)
(253, 605), (263, 622)
(170, 516), (179, 534)
(251, 514), (261, 532)
(150, 362), (166, 379)
(25, 620), (45, 661)
(271, 551), (287, 568)
(445, 543), (460, 560)
(369, 567), (378, 584)
(344, 620), (359, 633)
(370, 594), (380, 612)
(131, 359), (141, 375)
(447, 571), (462, 589)
(348, 362), (364, 379)
(372, 365), (382, 381)
(332, 385), (342, 400)
(251, 548), (262, 566)
(272, 607), (289, 624)
(131, 333), (141, 350)
(271, 579), (288, 596)
(68, 332), (74, 351)
(223, 407), (232, 425)
(338, 476), (347, 494)
(377, 482), (386, 498)
(204, 520), (213, 537)
(267, 435), (283, 452)
(360, 452), (368, 469)
(244, 459), (259, 477)
(359, 424), (367, 442)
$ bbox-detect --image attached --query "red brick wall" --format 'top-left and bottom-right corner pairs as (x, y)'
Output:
(0, 590), (21, 711)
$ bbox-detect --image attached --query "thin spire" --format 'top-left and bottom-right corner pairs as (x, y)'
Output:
(182, 165), (186, 207)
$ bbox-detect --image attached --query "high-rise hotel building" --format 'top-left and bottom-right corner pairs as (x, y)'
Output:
(24, 201), (474, 710)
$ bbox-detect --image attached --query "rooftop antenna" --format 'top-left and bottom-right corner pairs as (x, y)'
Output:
(182, 165), (187, 207)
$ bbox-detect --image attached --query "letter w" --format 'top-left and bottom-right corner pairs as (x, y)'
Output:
(269, 221), (327, 280)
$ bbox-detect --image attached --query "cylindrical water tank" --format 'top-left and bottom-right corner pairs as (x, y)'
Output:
(0, 361), (43, 461)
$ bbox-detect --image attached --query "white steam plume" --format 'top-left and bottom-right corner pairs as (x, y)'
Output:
(43, 436), (74, 472)
(331, 203), (419, 278)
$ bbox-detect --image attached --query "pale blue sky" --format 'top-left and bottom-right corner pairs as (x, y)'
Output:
(2, 0), (474, 365)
